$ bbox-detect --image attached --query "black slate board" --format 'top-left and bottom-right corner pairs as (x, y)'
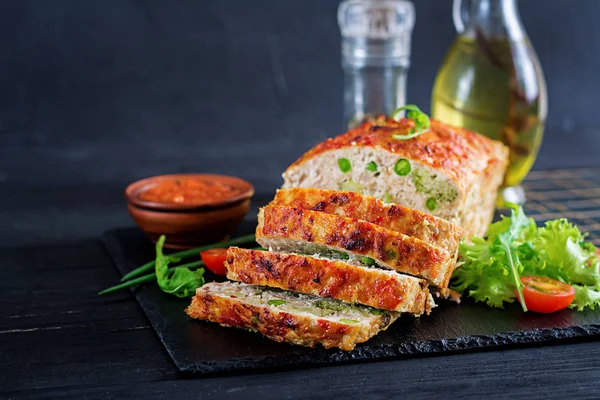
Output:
(101, 169), (600, 375)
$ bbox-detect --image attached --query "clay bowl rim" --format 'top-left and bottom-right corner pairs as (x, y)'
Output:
(125, 173), (255, 212)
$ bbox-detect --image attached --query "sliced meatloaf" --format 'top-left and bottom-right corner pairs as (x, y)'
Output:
(185, 281), (398, 351)
(256, 205), (456, 288)
(281, 117), (509, 239)
(225, 247), (434, 313)
(270, 188), (461, 256)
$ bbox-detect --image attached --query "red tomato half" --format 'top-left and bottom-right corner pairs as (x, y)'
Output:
(517, 276), (575, 313)
(200, 248), (228, 275)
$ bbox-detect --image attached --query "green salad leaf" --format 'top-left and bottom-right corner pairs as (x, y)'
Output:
(155, 235), (205, 298)
(532, 219), (600, 287)
(451, 203), (600, 311)
(571, 286), (600, 311)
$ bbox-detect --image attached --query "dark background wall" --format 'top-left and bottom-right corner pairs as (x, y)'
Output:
(1, 0), (599, 192)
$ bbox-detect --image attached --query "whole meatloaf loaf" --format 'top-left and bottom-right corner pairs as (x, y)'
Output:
(282, 117), (509, 239)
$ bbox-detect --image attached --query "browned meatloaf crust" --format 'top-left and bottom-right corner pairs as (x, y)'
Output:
(287, 117), (505, 184)
(185, 282), (398, 351)
(271, 188), (462, 256)
(225, 247), (432, 313)
(256, 205), (456, 288)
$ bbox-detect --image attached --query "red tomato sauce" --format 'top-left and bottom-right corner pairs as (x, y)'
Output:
(138, 178), (242, 205)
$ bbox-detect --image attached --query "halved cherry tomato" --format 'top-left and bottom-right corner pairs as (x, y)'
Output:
(517, 276), (575, 313)
(200, 248), (228, 275)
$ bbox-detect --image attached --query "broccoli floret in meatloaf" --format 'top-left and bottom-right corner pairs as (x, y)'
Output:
(410, 167), (459, 204)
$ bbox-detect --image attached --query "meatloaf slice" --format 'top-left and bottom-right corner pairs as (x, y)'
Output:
(256, 205), (456, 288)
(281, 117), (509, 239)
(271, 188), (462, 257)
(225, 247), (434, 313)
(185, 281), (398, 351)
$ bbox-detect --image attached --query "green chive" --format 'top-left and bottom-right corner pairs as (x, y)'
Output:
(386, 250), (397, 260)
(268, 300), (286, 306)
(250, 316), (259, 324)
(360, 256), (376, 266)
(392, 104), (423, 121)
(366, 161), (378, 172)
(407, 110), (419, 120)
(335, 251), (350, 260)
(394, 159), (411, 176)
(416, 113), (429, 126)
(119, 233), (256, 282)
(338, 158), (352, 173)
(98, 274), (157, 295)
(340, 318), (359, 324)
(426, 197), (438, 211)
(369, 309), (384, 315)
(98, 260), (204, 295)
(384, 193), (392, 203)
(391, 104), (431, 140)
(392, 131), (428, 141)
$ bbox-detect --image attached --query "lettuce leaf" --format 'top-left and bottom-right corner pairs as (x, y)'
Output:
(571, 285), (600, 311)
(451, 204), (600, 311)
(453, 204), (532, 310)
(532, 219), (600, 287)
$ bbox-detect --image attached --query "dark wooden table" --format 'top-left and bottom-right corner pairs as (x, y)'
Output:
(3, 1), (600, 398)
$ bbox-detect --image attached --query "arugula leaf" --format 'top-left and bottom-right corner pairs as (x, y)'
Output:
(493, 204), (535, 311)
(451, 204), (600, 312)
(155, 235), (205, 298)
(453, 204), (532, 310)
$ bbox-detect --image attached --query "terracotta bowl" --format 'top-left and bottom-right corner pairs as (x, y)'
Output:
(125, 174), (254, 249)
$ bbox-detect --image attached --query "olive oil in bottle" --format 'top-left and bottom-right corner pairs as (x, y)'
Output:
(431, 0), (547, 204)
